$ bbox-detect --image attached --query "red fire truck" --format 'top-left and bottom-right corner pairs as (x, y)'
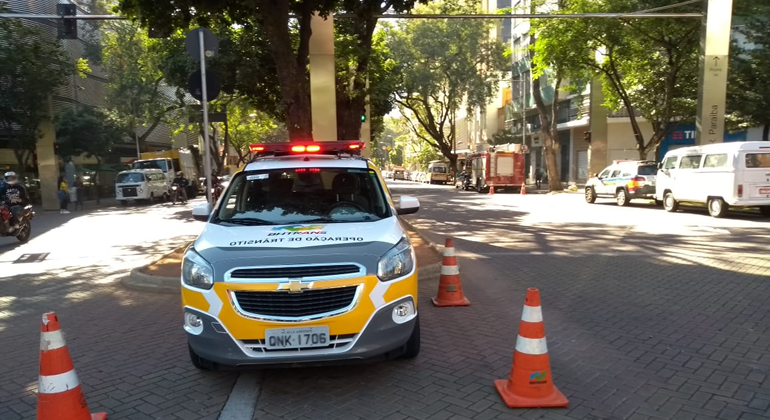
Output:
(469, 149), (526, 193)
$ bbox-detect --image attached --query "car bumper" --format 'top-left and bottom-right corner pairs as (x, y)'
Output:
(185, 296), (417, 367)
(630, 185), (656, 198)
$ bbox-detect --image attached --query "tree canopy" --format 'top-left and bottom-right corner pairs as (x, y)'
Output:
(531, 0), (701, 159)
(54, 106), (123, 164)
(0, 8), (89, 174)
(727, 1), (770, 140)
(385, 0), (508, 169)
(119, 0), (421, 141)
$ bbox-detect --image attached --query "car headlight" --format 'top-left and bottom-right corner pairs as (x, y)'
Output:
(377, 237), (415, 282)
(182, 249), (214, 290)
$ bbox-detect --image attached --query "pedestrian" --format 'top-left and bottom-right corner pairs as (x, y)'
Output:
(535, 168), (543, 189)
(57, 176), (70, 214)
(73, 175), (85, 211)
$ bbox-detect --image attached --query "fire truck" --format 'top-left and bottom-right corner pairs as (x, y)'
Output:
(469, 148), (526, 193)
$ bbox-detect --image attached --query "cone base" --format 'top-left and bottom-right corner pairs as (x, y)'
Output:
(92, 413), (108, 420)
(431, 296), (470, 307)
(494, 379), (569, 408)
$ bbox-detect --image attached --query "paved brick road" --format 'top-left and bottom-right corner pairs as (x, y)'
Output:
(249, 183), (770, 420)
(3, 187), (770, 420)
(0, 203), (237, 420)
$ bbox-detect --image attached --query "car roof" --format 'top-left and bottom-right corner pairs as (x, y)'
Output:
(665, 141), (770, 156)
(243, 154), (370, 172)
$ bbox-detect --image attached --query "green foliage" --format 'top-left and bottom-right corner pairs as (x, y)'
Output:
(405, 143), (442, 171)
(54, 106), (123, 163)
(389, 147), (404, 166)
(727, 1), (770, 139)
(101, 21), (187, 150)
(531, 0), (701, 158)
(224, 98), (288, 164)
(0, 9), (86, 174)
(385, 0), (508, 167)
(489, 129), (520, 146)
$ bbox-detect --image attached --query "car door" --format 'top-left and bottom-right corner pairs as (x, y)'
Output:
(742, 151), (770, 201)
(676, 154), (704, 202)
(594, 168), (612, 196)
(656, 155), (678, 199)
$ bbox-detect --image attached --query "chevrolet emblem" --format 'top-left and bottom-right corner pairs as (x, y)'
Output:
(281, 280), (311, 293)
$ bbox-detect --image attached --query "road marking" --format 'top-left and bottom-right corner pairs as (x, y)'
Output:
(218, 372), (261, 420)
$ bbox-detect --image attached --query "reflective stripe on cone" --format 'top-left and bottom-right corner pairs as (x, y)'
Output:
(431, 237), (470, 307)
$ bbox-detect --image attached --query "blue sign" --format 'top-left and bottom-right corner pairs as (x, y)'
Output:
(657, 124), (747, 160)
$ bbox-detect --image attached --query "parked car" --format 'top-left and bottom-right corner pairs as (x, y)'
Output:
(656, 141), (770, 218)
(584, 160), (658, 206)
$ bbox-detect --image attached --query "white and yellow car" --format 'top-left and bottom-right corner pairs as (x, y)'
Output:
(184, 141), (421, 368)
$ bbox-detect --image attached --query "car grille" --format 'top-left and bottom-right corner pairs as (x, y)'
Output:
(121, 187), (138, 197)
(232, 285), (360, 318)
(230, 264), (361, 279)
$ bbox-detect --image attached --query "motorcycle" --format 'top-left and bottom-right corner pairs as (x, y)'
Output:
(455, 173), (473, 191)
(0, 203), (34, 243)
(212, 184), (224, 202)
(170, 183), (187, 205)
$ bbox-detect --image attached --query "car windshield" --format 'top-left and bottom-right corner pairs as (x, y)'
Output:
(637, 165), (657, 175)
(215, 167), (391, 225)
(432, 166), (447, 173)
(116, 173), (146, 183)
(133, 160), (168, 172)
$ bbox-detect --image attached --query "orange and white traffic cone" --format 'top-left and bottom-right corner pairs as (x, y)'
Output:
(495, 288), (568, 408)
(37, 312), (107, 420)
(521, 182), (527, 195)
(489, 186), (495, 195)
(431, 238), (470, 307)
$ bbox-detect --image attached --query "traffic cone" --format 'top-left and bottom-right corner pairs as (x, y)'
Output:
(37, 312), (107, 420)
(495, 288), (568, 408)
(489, 186), (495, 195)
(521, 182), (527, 195)
(431, 238), (470, 307)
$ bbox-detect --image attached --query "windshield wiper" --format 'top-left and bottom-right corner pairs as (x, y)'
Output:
(218, 218), (274, 226)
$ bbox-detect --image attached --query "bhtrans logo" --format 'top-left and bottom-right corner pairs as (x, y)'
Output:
(268, 225), (326, 236)
(529, 371), (548, 384)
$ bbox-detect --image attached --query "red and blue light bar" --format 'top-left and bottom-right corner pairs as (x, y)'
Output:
(249, 141), (365, 156)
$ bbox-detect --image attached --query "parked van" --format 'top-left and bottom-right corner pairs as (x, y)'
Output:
(426, 161), (449, 184)
(115, 169), (169, 206)
(655, 141), (770, 218)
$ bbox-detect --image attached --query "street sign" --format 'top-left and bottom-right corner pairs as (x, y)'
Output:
(187, 70), (222, 102)
(185, 28), (219, 61)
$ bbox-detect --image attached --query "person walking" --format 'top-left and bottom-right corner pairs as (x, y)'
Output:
(57, 176), (70, 214)
(73, 175), (85, 211)
(535, 168), (543, 189)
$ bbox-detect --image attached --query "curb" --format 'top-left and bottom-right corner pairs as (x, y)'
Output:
(121, 267), (179, 294)
(400, 217), (444, 254)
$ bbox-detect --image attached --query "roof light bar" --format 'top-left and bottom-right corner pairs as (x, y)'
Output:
(249, 141), (366, 157)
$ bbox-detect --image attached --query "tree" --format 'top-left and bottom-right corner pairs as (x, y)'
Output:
(101, 21), (188, 152)
(54, 106), (124, 203)
(0, 9), (88, 175)
(727, 2), (770, 140)
(219, 97), (288, 166)
(119, 0), (420, 141)
(531, 0), (700, 160)
(385, 0), (508, 171)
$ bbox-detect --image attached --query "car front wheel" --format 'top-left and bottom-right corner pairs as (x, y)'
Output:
(400, 316), (421, 359)
(585, 187), (597, 203)
(663, 192), (679, 212)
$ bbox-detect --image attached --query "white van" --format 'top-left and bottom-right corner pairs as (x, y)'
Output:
(655, 141), (770, 218)
(426, 161), (449, 184)
(115, 169), (169, 206)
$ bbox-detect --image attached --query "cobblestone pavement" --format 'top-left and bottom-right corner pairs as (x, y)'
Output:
(0, 200), (238, 420)
(249, 182), (770, 420)
(3, 184), (770, 420)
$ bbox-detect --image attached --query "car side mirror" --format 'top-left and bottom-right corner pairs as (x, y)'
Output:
(396, 195), (420, 215)
(192, 203), (211, 221)
(657, 162), (663, 170)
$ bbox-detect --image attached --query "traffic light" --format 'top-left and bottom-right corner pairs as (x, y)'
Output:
(57, 4), (77, 40)
(360, 114), (367, 123)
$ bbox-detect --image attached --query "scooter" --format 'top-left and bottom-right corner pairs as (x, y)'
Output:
(0, 203), (34, 243)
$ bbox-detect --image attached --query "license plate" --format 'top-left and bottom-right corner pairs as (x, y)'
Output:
(265, 326), (329, 350)
(760, 188), (770, 195)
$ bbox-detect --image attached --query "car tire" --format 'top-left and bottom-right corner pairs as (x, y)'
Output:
(400, 316), (420, 359)
(188, 343), (216, 370)
(616, 189), (630, 206)
(707, 197), (728, 218)
(585, 187), (597, 203)
(663, 192), (679, 213)
(760, 206), (770, 217)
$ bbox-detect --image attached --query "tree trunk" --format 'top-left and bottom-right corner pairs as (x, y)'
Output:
(257, 0), (313, 141)
(12, 148), (30, 178)
(530, 74), (562, 192)
(763, 123), (769, 141)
